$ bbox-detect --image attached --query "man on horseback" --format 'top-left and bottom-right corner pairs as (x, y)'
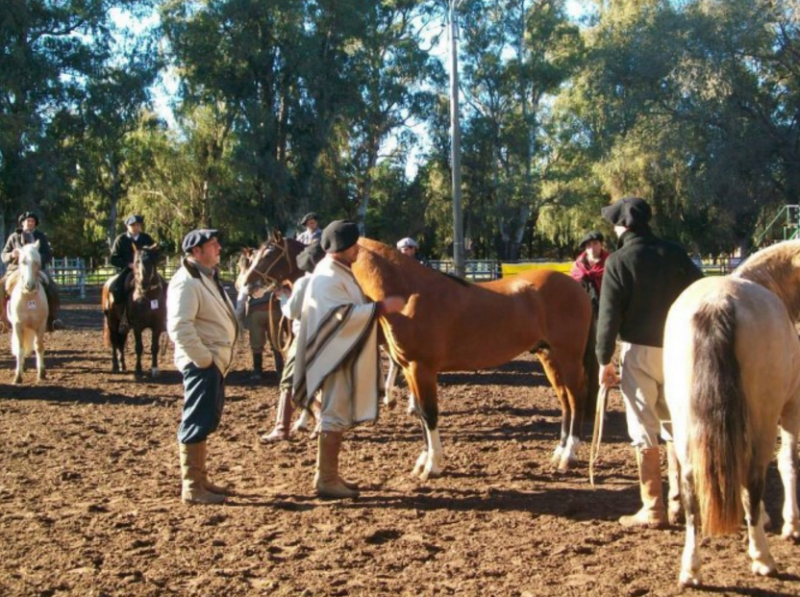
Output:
(296, 212), (322, 245)
(396, 237), (429, 266)
(108, 215), (155, 329)
(292, 220), (405, 498)
(596, 197), (702, 529)
(1, 211), (62, 331)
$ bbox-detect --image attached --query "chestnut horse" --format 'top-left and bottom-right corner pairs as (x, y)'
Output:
(102, 245), (167, 377)
(664, 240), (800, 587)
(251, 234), (597, 478)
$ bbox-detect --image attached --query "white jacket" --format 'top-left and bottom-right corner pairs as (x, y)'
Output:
(167, 259), (239, 375)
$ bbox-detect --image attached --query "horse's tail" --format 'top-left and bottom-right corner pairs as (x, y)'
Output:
(689, 295), (746, 536)
(582, 310), (599, 431)
(101, 285), (111, 348)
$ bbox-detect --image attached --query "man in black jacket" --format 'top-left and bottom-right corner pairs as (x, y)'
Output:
(108, 215), (156, 321)
(596, 197), (702, 529)
(1, 211), (62, 330)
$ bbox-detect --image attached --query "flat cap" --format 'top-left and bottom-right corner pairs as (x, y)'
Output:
(578, 230), (604, 251)
(18, 211), (39, 225)
(601, 197), (651, 228)
(296, 241), (326, 273)
(125, 215), (144, 226)
(300, 212), (318, 226)
(396, 237), (418, 250)
(321, 220), (359, 253)
(182, 229), (220, 253)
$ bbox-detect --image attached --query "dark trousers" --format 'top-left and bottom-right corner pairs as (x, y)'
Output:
(178, 363), (225, 444)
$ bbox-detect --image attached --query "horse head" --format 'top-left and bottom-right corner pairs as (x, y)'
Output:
(18, 242), (42, 292)
(242, 233), (305, 290)
(133, 243), (162, 293)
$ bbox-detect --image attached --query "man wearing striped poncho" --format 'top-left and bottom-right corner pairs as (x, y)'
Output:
(292, 220), (405, 499)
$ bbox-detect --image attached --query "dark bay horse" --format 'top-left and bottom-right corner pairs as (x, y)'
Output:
(102, 245), (167, 377)
(664, 240), (800, 586)
(236, 236), (306, 371)
(253, 234), (597, 478)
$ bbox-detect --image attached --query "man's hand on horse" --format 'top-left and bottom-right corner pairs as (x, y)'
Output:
(599, 362), (619, 387)
(379, 295), (406, 316)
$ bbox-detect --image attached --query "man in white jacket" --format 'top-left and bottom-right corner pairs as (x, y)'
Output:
(167, 229), (239, 505)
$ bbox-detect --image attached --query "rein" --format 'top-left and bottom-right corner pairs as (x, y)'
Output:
(248, 241), (293, 289)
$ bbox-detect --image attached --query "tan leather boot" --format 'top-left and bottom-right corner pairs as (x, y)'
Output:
(315, 431), (359, 499)
(180, 443), (226, 505)
(666, 441), (684, 525)
(619, 447), (668, 529)
(197, 441), (233, 496)
(260, 390), (294, 443)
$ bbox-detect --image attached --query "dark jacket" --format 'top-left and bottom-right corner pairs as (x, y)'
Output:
(2, 229), (53, 270)
(110, 232), (156, 271)
(596, 228), (703, 365)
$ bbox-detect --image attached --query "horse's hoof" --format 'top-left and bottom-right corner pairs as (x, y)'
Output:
(751, 560), (777, 577)
(383, 396), (397, 409)
(37, 372), (45, 382)
(678, 571), (702, 588)
(12, 376), (21, 385)
(781, 523), (800, 540)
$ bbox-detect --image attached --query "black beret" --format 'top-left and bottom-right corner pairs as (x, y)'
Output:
(300, 212), (318, 226)
(182, 229), (220, 253)
(601, 197), (651, 228)
(296, 242), (326, 273)
(578, 230), (604, 251)
(321, 220), (359, 253)
(125, 215), (144, 226)
(18, 211), (39, 226)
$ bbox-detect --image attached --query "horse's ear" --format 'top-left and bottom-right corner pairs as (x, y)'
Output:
(244, 248), (253, 257)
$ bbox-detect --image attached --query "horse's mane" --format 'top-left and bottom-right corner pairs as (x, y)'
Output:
(735, 240), (800, 320)
(356, 238), (472, 291)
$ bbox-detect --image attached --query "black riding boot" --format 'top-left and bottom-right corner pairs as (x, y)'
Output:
(251, 353), (263, 380)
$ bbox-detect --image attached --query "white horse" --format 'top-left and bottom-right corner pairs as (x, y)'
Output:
(664, 240), (800, 587)
(6, 243), (49, 384)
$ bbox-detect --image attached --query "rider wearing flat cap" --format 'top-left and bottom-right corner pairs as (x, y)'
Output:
(296, 212), (322, 246)
(1, 211), (62, 330)
(596, 197), (702, 530)
(167, 228), (238, 506)
(108, 215), (157, 321)
(292, 220), (406, 499)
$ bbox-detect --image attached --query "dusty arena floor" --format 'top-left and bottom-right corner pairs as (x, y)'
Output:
(0, 299), (799, 597)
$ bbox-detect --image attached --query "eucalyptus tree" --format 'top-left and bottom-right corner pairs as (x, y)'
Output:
(456, 0), (583, 259)
(0, 0), (157, 247)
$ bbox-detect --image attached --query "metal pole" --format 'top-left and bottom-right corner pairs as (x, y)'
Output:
(449, 0), (465, 278)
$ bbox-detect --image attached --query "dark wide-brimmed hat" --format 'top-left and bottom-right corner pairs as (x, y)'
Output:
(578, 230), (604, 251)
(321, 220), (359, 253)
(299, 212), (318, 226)
(296, 241), (326, 273)
(125, 214), (144, 226)
(182, 229), (220, 253)
(18, 211), (39, 226)
(601, 197), (651, 229)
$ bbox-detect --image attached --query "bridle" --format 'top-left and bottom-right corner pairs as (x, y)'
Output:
(135, 255), (164, 296)
(246, 240), (293, 290)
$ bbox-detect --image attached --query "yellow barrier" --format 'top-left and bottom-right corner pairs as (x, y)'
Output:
(501, 262), (573, 277)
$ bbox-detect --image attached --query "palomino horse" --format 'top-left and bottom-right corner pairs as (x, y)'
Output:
(663, 240), (800, 587)
(6, 243), (49, 384)
(251, 234), (597, 478)
(102, 245), (167, 377)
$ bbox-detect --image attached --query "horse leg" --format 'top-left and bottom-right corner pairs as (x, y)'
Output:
(384, 357), (398, 408)
(407, 364), (443, 480)
(743, 466), (777, 576)
(777, 422), (800, 540)
(134, 328), (144, 376)
(12, 324), (24, 385)
(538, 351), (577, 471)
(34, 328), (46, 382)
(150, 329), (160, 378)
(679, 457), (703, 587)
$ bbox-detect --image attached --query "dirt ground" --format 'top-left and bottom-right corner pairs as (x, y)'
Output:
(0, 299), (799, 597)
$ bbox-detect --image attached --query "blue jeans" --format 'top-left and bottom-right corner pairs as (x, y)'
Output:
(177, 363), (225, 444)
